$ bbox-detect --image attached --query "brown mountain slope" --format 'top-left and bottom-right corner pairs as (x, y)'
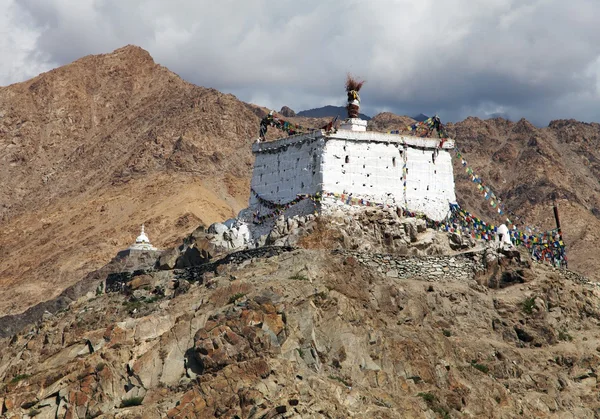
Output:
(0, 46), (265, 315)
(368, 114), (600, 279)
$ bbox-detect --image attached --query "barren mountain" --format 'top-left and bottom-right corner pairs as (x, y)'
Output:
(0, 46), (262, 315)
(3, 45), (600, 418)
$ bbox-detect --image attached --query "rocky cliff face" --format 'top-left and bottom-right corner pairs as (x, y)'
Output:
(1, 217), (599, 418)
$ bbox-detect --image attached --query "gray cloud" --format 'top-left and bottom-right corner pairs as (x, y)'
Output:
(2, 0), (600, 126)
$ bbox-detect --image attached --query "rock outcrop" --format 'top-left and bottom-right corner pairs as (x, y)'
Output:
(279, 106), (296, 117)
(0, 242), (598, 418)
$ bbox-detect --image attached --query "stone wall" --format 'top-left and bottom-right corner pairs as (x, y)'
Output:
(404, 147), (456, 220)
(322, 137), (456, 221)
(337, 250), (486, 281)
(250, 132), (324, 213)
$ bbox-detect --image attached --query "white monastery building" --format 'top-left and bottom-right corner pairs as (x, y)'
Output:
(249, 118), (457, 222)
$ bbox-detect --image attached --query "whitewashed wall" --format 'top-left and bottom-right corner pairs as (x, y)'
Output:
(404, 147), (456, 220)
(321, 139), (404, 203)
(250, 134), (324, 215)
(249, 130), (457, 222)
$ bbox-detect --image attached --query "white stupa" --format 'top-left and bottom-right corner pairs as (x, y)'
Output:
(495, 224), (513, 247)
(128, 224), (157, 251)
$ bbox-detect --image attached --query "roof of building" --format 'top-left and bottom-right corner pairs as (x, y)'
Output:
(252, 129), (455, 154)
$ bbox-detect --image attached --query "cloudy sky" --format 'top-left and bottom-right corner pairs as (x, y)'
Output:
(2, 0), (600, 125)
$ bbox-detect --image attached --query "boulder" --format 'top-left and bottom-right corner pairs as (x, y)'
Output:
(127, 274), (154, 291)
(402, 218), (418, 242)
(193, 302), (286, 374)
(208, 223), (228, 235)
(175, 246), (210, 268)
(158, 248), (180, 270)
(415, 218), (427, 233)
(449, 233), (464, 250)
(173, 279), (191, 297)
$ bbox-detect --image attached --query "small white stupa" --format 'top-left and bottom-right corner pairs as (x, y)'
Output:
(495, 224), (513, 247)
(128, 224), (157, 251)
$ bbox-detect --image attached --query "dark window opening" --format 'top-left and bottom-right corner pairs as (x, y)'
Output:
(392, 157), (396, 167)
(345, 155), (350, 163)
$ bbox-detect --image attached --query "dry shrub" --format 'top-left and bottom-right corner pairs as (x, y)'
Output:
(210, 282), (254, 306)
(297, 218), (344, 250)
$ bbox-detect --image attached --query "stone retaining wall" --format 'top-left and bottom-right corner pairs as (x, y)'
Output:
(336, 249), (486, 281)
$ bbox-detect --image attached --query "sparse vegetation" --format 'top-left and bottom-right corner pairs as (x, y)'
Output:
(122, 300), (143, 311)
(314, 291), (328, 300)
(10, 374), (30, 383)
(95, 362), (106, 372)
(145, 295), (163, 304)
(373, 397), (392, 408)
(296, 348), (304, 358)
(558, 330), (573, 341)
(228, 293), (247, 304)
(522, 297), (536, 315)
(470, 361), (489, 374)
(122, 294), (163, 312)
(28, 408), (40, 417)
(120, 396), (144, 408)
(417, 392), (436, 404)
(443, 329), (452, 337)
(289, 272), (309, 281)
(417, 392), (450, 418)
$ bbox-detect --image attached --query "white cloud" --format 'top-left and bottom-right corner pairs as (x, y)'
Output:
(0, 1), (55, 86)
(2, 0), (600, 125)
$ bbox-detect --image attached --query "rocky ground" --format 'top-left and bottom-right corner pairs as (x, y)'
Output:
(1, 210), (600, 418)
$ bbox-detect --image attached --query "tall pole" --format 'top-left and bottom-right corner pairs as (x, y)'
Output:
(552, 198), (561, 233)
(552, 196), (566, 268)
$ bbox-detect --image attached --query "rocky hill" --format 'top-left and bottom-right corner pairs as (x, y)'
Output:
(3, 44), (600, 417)
(1, 208), (599, 418)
